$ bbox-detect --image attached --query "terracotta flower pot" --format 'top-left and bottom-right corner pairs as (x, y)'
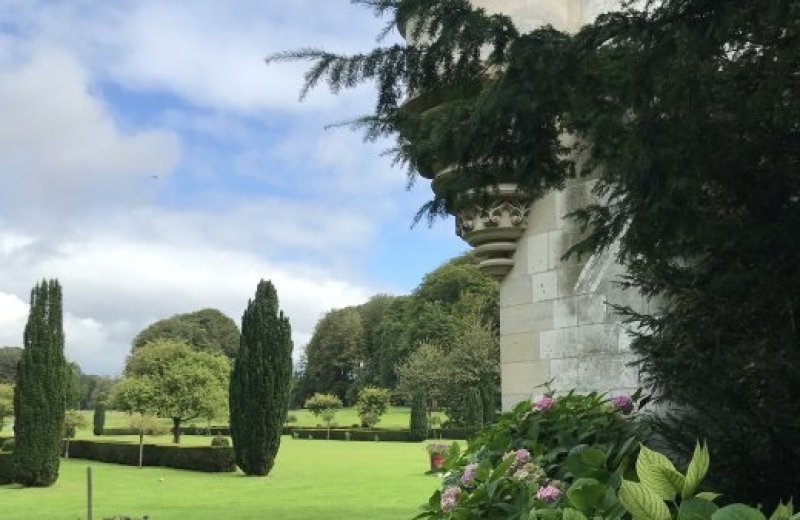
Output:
(430, 453), (445, 471)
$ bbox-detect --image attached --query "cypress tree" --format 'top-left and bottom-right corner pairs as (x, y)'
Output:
(480, 386), (495, 426)
(229, 280), (293, 476)
(93, 402), (106, 436)
(13, 280), (67, 486)
(409, 389), (428, 441)
(464, 387), (483, 429)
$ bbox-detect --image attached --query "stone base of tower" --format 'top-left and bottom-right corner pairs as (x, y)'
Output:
(497, 179), (644, 410)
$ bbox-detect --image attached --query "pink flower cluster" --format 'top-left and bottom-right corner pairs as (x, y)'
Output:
(610, 394), (634, 414)
(532, 395), (555, 412)
(515, 449), (530, 464)
(460, 463), (478, 485)
(441, 486), (460, 512)
(536, 485), (562, 503)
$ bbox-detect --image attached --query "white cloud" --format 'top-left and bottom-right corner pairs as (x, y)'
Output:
(0, 43), (181, 221)
(3, 0), (397, 114)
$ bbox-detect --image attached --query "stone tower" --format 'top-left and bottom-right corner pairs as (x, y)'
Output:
(407, 0), (643, 409)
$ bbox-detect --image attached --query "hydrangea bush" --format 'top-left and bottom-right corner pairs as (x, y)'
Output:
(415, 390), (652, 518)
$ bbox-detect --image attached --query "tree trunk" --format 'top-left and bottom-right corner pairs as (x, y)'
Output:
(172, 418), (181, 444)
(138, 433), (144, 468)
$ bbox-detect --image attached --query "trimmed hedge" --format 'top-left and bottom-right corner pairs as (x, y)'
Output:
(291, 427), (475, 442)
(102, 426), (296, 437)
(0, 452), (12, 484)
(64, 440), (235, 472)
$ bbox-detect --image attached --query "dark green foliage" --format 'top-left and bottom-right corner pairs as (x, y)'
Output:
(133, 308), (240, 359)
(409, 389), (428, 441)
(229, 280), (293, 476)
(2, 437), (15, 452)
(93, 403), (106, 436)
(284, 0), (800, 505)
(65, 361), (85, 410)
(13, 279), (67, 487)
(0, 452), (12, 484)
(63, 439), (235, 472)
(79, 375), (116, 410)
(464, 387), (483, 428)
(0, 347), (22, 384)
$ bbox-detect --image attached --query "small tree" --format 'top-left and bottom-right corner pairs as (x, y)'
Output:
(117, 339), (229, 443)
(356, 387), (390, 428)
(304, 393), (342, 439)
(409, 389), (429, 441)
(129, 413), (168, 468)
(63, 411), (88, 459)
(13, 279), (67, 487)
(0, 383), (12, 431)
(92, 402), (106, 436)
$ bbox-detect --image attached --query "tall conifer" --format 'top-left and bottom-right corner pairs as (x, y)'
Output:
(13, 280), (67, 486)
(229, 280), (293, 476)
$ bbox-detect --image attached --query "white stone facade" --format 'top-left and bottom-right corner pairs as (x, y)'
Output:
(465, 0), (642, 409)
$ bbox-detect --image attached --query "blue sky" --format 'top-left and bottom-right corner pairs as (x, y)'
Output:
(0, 0), (466, 374)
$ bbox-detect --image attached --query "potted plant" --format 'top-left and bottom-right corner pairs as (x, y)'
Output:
(426, 443), (450, 472)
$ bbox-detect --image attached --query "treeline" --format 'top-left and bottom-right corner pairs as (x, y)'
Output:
(294, 253), (500, 424)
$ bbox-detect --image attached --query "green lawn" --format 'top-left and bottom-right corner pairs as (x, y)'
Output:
(71, 406), (447, 434)
(3, 437), (444, 520)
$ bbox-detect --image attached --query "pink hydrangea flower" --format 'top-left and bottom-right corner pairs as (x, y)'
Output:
(611, 394), (634, 414)
(536, 485), (562, 503)
(441, 486), (460, 512)
(515, 449), (531, 464)
(533, 395), (555, 412)
(460, 463), (478, 485)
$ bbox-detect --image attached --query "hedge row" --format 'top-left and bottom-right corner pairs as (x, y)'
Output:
(65, 440), (235, 472)
(101, 426), (290, 436)
(290, 427), (475, 442)
(0, 452), (11, 484)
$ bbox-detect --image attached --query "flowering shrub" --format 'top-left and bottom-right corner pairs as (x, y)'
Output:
(415, 390), (651, 518)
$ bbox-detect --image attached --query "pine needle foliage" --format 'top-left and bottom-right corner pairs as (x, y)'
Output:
(278, 0), (800, 505)
(13, 280), (67, 487)
(229, 280), (293, 476)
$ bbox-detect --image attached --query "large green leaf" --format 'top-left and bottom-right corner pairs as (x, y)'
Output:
(563, 508), (589, 520)
(678, 498), (719, 520)
(637, 445), (686, 500)
(567, 478), (608, 510)
(769, 501), (795, 520)
(619, 480), (671, 520)
(682, 443), (710, 498)
(712, 505), (767, 520)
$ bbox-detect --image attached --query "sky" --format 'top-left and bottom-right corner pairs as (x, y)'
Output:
(0, 0), (467, 375)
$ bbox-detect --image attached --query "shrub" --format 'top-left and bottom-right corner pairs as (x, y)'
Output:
(409, 389), (429, 441)
(93, 402), (106, 435)
(416, 391), (651, 518)
(211, 436), (230, 447)
(63, 440), (235, 472)
(464, 387), (483, 428)
(355, 387), (390, 427)
(2, 437), (15, 452)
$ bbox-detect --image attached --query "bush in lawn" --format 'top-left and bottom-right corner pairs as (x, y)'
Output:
(464, 387), (483, 428)
(417, 391), (651, 518)
(93, 402), (106, 435)
(355, 387), (390, 427)
(304, 393), (342, 439)
(409, 389), (429, 441)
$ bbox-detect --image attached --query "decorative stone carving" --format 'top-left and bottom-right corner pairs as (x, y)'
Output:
(452, 184), (532, 279)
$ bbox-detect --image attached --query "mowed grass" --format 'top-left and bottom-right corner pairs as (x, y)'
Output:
(3, 437), (443, 520)
(72, 406), (446, 436)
